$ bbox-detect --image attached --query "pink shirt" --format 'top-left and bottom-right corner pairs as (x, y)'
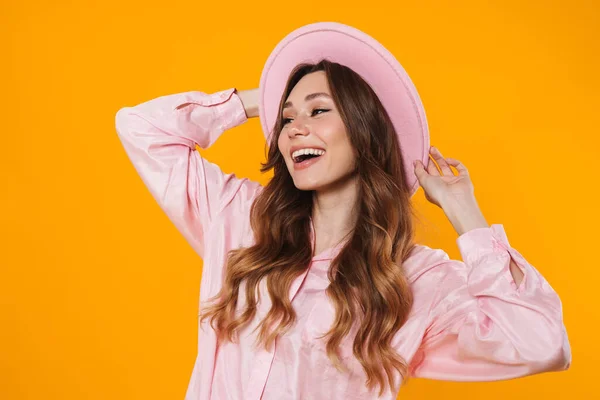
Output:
(115, 89), (571, 399)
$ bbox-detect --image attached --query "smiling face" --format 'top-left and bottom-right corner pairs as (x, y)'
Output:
(277, 71), (357, 191)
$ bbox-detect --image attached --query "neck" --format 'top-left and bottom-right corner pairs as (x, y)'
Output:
(311, 174), (360, 253)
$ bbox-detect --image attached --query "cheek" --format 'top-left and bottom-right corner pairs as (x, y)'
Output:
(335, 146), (356, 171)
(321, 121), (353, 157)
(277, 133), (286, 155)
(277, 133), (292, 164)
(322, 118), (342, 134)
(332, 137), (356, 171)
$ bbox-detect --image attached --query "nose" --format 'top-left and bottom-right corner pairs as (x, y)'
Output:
(287, 117), (309, 137)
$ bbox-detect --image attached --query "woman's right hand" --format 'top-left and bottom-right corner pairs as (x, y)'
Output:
(237, 88), (259, 118)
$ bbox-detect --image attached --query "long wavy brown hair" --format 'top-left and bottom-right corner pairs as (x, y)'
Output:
(200, 59), (418, 396)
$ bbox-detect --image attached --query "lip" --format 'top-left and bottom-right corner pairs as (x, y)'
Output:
(293, 153), (324, 171)
(289, 145), (326, 160)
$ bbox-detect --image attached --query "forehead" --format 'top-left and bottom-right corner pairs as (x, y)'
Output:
(286, 71), (330, 100)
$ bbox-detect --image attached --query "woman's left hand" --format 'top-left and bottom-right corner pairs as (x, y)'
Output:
(413, 146), (475, 209)
(414, 146), (491, 236)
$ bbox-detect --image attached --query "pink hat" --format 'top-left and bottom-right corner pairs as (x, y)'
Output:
(258, 22), (430, 198)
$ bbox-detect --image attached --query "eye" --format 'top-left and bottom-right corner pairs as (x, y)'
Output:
(312, 108), (329, 116)
(282, 109), (329, 125)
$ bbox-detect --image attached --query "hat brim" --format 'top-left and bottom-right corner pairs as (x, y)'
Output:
(258, 22), (429, 197)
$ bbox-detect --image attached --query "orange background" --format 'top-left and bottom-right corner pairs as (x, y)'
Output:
(2, 0), (597, 398)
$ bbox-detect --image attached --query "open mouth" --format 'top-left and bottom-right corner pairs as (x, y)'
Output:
(292, 149), (325, 164)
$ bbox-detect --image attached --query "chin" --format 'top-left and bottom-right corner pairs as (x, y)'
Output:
(292, 175), (345, 192)
(289, 169), (356, 192)
(291, 179), (323, 192)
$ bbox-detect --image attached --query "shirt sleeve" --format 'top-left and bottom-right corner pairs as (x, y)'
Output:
(410, 224), (571, 381)
(114, 88), (263, 260)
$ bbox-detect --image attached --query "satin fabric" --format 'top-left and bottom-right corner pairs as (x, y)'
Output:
(115, 89), (571, 400)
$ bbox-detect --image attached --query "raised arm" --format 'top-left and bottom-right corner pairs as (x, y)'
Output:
(114, 88), (262, 260)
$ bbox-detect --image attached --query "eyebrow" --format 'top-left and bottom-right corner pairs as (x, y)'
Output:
(283, 92), (331, 109)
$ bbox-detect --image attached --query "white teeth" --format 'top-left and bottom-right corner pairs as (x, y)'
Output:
(292, 148), (325, 159)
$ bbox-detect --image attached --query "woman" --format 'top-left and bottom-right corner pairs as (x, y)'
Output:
(115, 23), (570, 400)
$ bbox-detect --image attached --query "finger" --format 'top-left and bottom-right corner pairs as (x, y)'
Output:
(430, 147), (454, 176)
(413, 160), (429, 181)
(426, 155), (440, 176)
(445, 158), (469, 176)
